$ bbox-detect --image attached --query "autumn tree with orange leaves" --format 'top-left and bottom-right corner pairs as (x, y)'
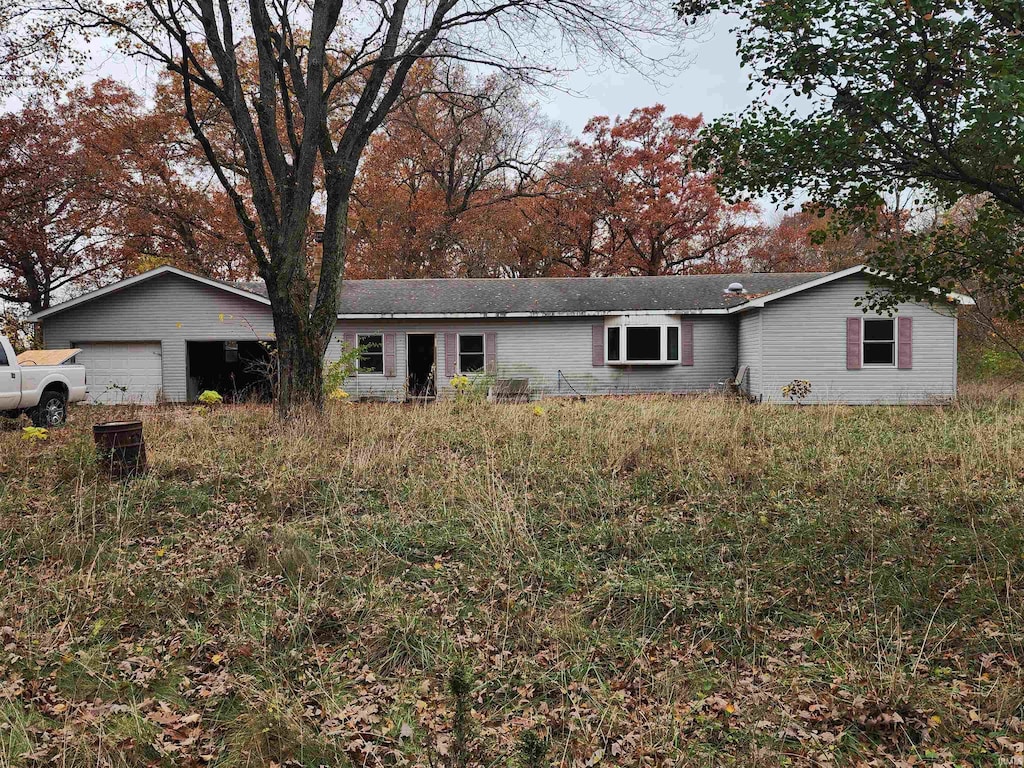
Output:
(545, 106), (758, 276)
(0, 82), (138, 315)
(349, 100), (759, 280)
(0, 80), (251, 317)
(348, 64), (561, 279)
(747, 207), (890, 274)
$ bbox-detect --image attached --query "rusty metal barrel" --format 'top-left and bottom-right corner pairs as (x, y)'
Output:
(93, 421), (147, 479)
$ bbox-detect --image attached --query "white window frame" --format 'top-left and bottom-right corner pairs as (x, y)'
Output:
(457, 333), (486, 374)
(607, 326), (622, 363)
(356, 333), (384, 374)
(862, 317), (897, 368)
(605, 315), (681, 366)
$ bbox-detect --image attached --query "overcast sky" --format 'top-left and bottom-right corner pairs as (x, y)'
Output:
(79, 13), (752, 136)
(540, 15), (753, 135)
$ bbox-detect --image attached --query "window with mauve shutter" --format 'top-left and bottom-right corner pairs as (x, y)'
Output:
(458, 334), (484, 373)
(357, 334), (383, 373)
(602, 320), (688, 365)
(862, 318), (895, 365)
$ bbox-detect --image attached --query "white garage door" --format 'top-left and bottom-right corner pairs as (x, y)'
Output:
(74, 342), (163, 404)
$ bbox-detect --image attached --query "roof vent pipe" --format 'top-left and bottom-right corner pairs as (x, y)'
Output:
(726, 282), (745, 294)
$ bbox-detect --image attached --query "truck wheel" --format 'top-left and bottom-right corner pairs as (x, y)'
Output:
(31, 390), (68, 427)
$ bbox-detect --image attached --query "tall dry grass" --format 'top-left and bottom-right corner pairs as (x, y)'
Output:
(0, 395), (1022, 766)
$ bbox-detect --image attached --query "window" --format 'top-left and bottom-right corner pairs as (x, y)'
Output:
(606, 323), (681, 364)
(626, 327), (661, 361)
(863, 318), (895, 365)
(667, 326), (679, 362)
(607, 327), (621, 362)
(458, 334), (485, 373)
(0, 343), (7, 366)
(358, 334), (384, 373)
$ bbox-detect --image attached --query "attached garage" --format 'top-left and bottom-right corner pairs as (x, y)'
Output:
(73, 342), (163, 404)
(31, 268), (277, 403)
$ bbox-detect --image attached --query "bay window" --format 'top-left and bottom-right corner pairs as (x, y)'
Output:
(607, 327), (621, 362)
(626, 327), (661, 361)
(605, 319), (681, 365)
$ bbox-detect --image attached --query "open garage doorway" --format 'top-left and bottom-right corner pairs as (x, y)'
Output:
(186, 341), (275, 402)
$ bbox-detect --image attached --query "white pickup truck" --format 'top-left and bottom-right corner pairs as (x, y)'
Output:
(0, 335), (87, 426)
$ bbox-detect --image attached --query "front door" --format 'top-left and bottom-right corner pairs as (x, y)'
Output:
(407, 334), (436, 398)
(0, 342), (21, 410)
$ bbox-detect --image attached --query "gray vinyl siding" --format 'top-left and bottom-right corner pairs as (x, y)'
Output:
(332, 316), (737, 400)
(39, 273), (737, 403)
(736, 310), (762, 398)
(755, 274), (957, 404)
(40, 273), (275, 402)
(37, 269), (959, 406)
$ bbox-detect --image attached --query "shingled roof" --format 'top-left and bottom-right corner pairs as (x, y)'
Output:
(233, 272), (828, 316)
(28, 267), (852, 323)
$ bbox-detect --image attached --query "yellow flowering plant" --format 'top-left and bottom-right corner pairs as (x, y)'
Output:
(21, 426), (49, 441)
(781, 379), (812, 405)
(197, 390), (223, 405)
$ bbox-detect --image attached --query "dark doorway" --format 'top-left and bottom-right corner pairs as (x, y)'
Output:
(407, 334), (436, 398)
(187, 341), (275, 402)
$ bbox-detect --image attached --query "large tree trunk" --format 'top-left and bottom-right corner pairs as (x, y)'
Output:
(262, 170), (356, 418)
(273, 308), (329, 418)
(266, 269), (331, 418)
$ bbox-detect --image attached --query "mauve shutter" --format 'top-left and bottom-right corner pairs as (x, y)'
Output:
(898, 316), (913, 369)
(484, 332), (497, 373)
(592, 325), (604, 366)
(444, 332), (457, 377)
(383, 332), (396, 377)
(846, 318), (862, 370)
(679, 321), (694, 366)
(342, 331), (356, 351)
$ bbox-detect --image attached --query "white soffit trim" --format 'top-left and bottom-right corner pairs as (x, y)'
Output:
(26, 266), (271, 321)
(335, 308), (734, 319)
(731, 264), (974, 311)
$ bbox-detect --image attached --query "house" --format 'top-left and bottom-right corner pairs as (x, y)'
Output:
(26, 264), (970, 405)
